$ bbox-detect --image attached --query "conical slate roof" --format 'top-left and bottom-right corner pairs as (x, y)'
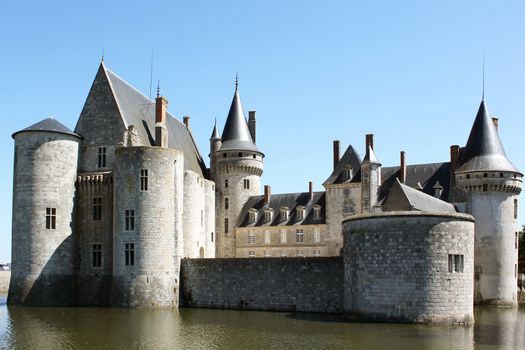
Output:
(219, 89), (260, 153)
(210, 121), (220, 140)
(456, 100), (519, 174)
(13, 117), (79, 138)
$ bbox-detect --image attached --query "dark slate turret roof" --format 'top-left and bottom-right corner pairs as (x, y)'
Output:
(13, 117), (79, 138)
(210, 121), (220, 140)
(323, 145), (362, 185)
(237, 191), (326, 227)
(456, 100), (520, 174)
(382, 179), (456, 213)
(219, 89), (261, 153)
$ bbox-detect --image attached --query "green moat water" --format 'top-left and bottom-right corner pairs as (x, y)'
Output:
(1, 293), (524, 350)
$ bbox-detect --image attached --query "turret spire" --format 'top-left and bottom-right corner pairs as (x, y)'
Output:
(235, 71), (239, 91)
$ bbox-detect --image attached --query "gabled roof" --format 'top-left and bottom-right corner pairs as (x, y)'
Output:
(362, 145), (380, 165)
(382, 179), (456, 213)
(323, 145), (362, 186)
(456, 100), (520, 174)
(13, 117), (79, 138)
(75, 63), (207, 177)
(237, 191), (326, 227)
(219, 89), (261, 153)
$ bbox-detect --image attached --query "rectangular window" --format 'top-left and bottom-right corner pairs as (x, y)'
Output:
(97, 147), (107, 168)
(314, 249), (321, 257)
(248, 251), (255, 257)
(92, 197), (102, 221)
(140, 169), (148, 191)
(280, 251), (287, 257)
(211, 232), (214, 242)
(224, 218), (229, 234)
(280, 229), (287, 244)
(448, 254), (464, 273)
(92, 243), (102, 268)
(314, 227), (321, 243)
(125, 243), (135, 266)
(45, 208), (56, 229)
(264, 230), (271, 245)
(125, 210), (135, 231)
(516, 264), (518, 278)
(296, 250), (304, 257)
(514, 199), (518, 219)
(225, 198), (229, 210)
(264, 250), (271, 257)
(248, 232), (256, 244)
(296, 229), (304, 243)
(225, 179), (228, 188)
(516, 232), (519, 250)
(243, 179), (250, 189)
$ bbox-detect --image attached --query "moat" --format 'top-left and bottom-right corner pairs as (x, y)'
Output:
(1, 294), (524, 349)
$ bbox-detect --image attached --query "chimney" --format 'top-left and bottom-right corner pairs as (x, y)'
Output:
(492, 117), (499, 131)
(248, 111), (256, 143)
(365, 134), (374, 150)
(183, 116), (191, 130)
(399, 151), (406, 183)
(264, 185), (271, 205)
(155, 95), (168, 148)
(309, 181), (313, 201)
(450, 145), (460, 174)
(333, 140), (340, 170)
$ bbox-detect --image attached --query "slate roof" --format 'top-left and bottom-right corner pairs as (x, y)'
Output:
(323, 145), (362, 185)
(103, 65), (207, 177)
(456, 100), (520, 174)
(382, 179), (456, 213)
(362, 145), (380, 164)
(219, 88), (261, 153)
(210, 121), (220, 140)
(237, 191), (326, 227)
(13, 117), (79, 138)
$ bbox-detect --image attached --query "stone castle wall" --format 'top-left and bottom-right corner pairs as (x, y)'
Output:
(180, 257), (343, 313)
(343, 211), (475, 324)
(0, 271), (10, 293)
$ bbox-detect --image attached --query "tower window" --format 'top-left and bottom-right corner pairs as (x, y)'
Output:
(514, 199), (518, 219)
(211, 232), (214, 242)
(223, 153), (227, 158)
(238, 152), (242, 157)
(92, 243), (102, 268)
(125, 210), (135, 231)
(92, 197), (102, 221)
(515, 232), (518, 249)
(225, 198), (229, 210)
(253, 154), (256, 159)
(140, 169), (148, 191)
(448, 254), (464, 273)
(483, 184), (488, 192)
(296, 229), (304, 243)
(224, 218), (229, 234)
(225, 179), (228, 188)
(125, 243), (135, 266)
(243, 179), (250, 189)
(45, 208), (56, 229)
(97, 147), (107, 168)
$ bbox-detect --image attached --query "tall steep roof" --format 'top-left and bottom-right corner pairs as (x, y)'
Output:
(13, 117), (79, 138)
(210, 121), (220, 140)
(323, 145), (362, 186)
(382, 179), (456, 213)
(219, 89), (261, 153)
(456, 100), (519, 174)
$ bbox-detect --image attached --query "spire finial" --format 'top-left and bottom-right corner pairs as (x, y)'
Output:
(101, 48), (104, 63)
(482, 52), (485, 100)
(157, 80), (160, 98)
(214, 117), (217, 126)
(235, 71), (238, 91)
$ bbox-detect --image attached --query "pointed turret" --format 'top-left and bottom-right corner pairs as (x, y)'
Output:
(219, 88), (260, 153)
(209, 120), (222, 181)
(210, 120), (221, 141)
(457, 100), (519, 174)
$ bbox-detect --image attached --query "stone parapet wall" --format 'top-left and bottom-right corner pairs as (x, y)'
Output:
(180, 257), (343, 313)
(0, 271), (10, 292)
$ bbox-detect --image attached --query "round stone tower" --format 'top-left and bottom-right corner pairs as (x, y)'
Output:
(214, 84), (264, 257)
(455, 100), (523, 306)
(111, 146), (183, 308)
(8, 117), (80, 306)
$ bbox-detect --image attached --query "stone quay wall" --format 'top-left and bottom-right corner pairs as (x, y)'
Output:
(180, 257), (343, 313)
(343, 211), (475, 324)
(0, 271), (10, 293)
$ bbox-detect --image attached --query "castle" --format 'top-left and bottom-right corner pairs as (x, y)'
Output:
(7, 62), (522, 322)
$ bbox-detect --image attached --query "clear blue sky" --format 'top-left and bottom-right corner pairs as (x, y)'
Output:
(0, 1), (524, 262)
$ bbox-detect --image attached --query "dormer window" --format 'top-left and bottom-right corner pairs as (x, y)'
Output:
(313, 205), (321, 219)
(296, 206), (305, 221)
(264, 208), (274, 223)
(248, 208), (257, 224)
(343, 165), (353, 181)
(280, 207), (289, 221)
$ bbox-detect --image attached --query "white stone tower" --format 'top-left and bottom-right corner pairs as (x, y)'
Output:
(213, 81), (264, 257)
(455, 100), (522, 306)
(8, 118), (80, 305)
(361, 134), (381, 213)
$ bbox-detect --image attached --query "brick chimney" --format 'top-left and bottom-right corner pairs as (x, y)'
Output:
(309, 181), (313, 201)
(248, 111), (256, 143)
(399, 151), (406, 183)
(333, 140), (340, 170)
(450, 145), (460, 175)
(264, 185), (271, 205)
(365, 134), (374, 150)
(492, 117), (499, 131)
(155, 94), (168, 148)
(183, 116), (191, 130)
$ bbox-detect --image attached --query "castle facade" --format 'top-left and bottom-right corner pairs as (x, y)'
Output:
(7, 62), (523, 317)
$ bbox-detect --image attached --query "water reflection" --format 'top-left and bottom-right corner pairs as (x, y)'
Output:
(1, 294), (524, 350)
